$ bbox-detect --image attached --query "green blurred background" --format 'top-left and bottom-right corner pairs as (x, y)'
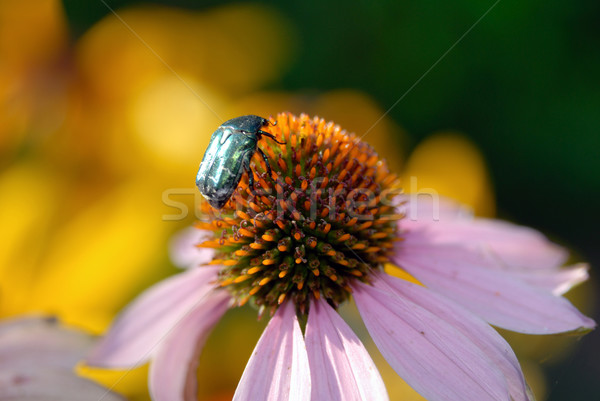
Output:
(2, 0), (598, 400)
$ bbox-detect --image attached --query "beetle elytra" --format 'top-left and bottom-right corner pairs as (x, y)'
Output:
(196, 115), (283, 209)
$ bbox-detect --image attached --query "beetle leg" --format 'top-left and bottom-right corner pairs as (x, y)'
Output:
(243, 157), (255, 191)
(257, 147), (272, 178)
(258, 130), (286, 145)
(248, 169), (255, 191)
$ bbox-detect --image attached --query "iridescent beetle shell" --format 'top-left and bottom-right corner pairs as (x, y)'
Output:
(196, 115), (276, 209)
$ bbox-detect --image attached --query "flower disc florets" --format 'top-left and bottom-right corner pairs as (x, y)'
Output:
(197, 112), (401, 316)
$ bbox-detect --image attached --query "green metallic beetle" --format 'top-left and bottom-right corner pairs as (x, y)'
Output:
(196, 115), (284, 209)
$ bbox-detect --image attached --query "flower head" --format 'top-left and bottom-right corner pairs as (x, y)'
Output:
(197, 113), (399, 315)
(88, 112), (595, 401)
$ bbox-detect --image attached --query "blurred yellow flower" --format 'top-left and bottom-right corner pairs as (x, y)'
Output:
(0, 162), (172, 333)
(77, 363), (150, 401)
(70, 4), (295, 188)
(402, 132), (495, 216)
(0, 0), (69, 157)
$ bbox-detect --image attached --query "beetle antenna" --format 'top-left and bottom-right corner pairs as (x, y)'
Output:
(258, 130), (286, 145)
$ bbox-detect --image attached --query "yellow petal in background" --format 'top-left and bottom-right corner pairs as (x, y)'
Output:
(384, 263), (423, 285)
(0, 0), (66, 70)
(71, 3), (294, 188)
(77, 363), (150, 401)
(0, 0), (69, 157)
(75, 4), (293, 101)
(29, 181), (172, 334)
(402, 132), (495, 217)
(191, 4), (296, 95)
(0, 163), (64, 316)
(126, 74), (225, 182)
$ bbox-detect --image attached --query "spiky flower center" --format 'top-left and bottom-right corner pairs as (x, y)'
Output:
(197, 112), (401, 316)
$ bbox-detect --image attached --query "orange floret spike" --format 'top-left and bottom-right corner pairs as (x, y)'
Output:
(234, 275), (250, 283)
(247, 266), (262, 275)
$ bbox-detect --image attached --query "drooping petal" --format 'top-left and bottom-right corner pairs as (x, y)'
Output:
(0, 317), (94, 370)
(169, 227), (215, 269)
(233, 301), (310, 401)
(149, 290), (230, 401)
(510, 263), (589, 296)
(460, 219), (567, 269)
(402, 213), (567, 271)
(0, 317), (124, 401)
(393, 243), (595, 334)
(87, 266), (221, 367)
(353, 281), (510, 401)
(0, 369), (126, 401)
(374, 273), (531, 401)
(305, 298), (388, 401)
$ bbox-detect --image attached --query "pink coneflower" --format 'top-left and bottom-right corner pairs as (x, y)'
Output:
(87, 113), (594, 400)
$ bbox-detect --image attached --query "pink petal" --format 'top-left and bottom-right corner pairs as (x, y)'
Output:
(305, 298), (388, 401)
(169, 227), (216, 269)
(393, 245), (595, 334)
(511, 263), (589, 296)
(149, 290), (230, 401)
(374, 273), (531, 401)
(233, 302), (310, 401)
(353, 281), (511, 401)
(399, 194), (567, 270)
(0, 369), (125, 401)
(87, 266), (221, 367)
(402, 216), (567, 271)
(0, 317), (124, 401)
(0, 317), (94, 370)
